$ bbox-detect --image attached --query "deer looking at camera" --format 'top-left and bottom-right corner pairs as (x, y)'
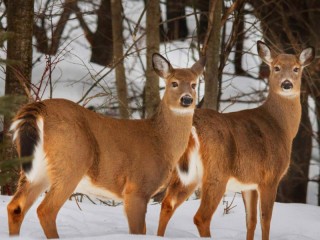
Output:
(157, 41), (314, 240)
(7, 53), (205, 239)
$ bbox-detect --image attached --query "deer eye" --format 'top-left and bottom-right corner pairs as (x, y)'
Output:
(191, 83), (196, 89)
(274, 66), (281, 72)
(171, 82), (178, 88)
(293, 67), (299, 73)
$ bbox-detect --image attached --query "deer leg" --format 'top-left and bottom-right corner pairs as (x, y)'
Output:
(258, 185), (277, 240)
(193, 179), (227, 237)
(37, 162), (87, 239)
(124, 192), (148, 234)
(7, 174), (48, 236)
(157, 181), (197, 236)
(242, 190), (258, 240)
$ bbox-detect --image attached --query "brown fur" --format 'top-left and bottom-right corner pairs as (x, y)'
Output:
(157, 42), (314, 240)
(7, 54), (205, 238)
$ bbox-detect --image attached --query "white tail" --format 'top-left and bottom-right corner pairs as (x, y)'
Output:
(7, 53), (205, 238)
(157, 41), (314, 240)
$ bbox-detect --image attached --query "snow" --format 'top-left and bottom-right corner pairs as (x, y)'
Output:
(0, 195), (319, 240)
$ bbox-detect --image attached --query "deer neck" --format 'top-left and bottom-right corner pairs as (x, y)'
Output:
(263, 91), (301, 139)
(151, 102), (194, 165)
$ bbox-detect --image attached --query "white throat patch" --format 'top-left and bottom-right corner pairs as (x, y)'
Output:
(278, 91), (299, 99)
(170, 107), (194, 116)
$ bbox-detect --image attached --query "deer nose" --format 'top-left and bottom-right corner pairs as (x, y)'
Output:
(281, 80), (293, 91)
(180, 95), (193, 107)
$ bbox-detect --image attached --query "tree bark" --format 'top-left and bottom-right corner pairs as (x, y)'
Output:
(2, 0), (34, 195)
(75, 0), (113, 66)
(5, 0), (34, 97)
(145, 0), (160, 117)
(111, 0), (129, 119)
(166, 0), (188, 41)
(90, 0), (113, 66)
(202, 0), (221, 110)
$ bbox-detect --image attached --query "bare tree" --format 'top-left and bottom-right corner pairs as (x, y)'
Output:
(75, 0), (113, 66)
(145, 0), (160, 117)
(1, 0), (34, 194)
(166, 0), (188, 41)
(202, 0), (221, 110)
(33, 0), (74, 55)
(111, 0), (129, 118)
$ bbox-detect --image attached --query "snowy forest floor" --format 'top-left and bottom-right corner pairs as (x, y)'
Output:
(0, 194), (319, 240)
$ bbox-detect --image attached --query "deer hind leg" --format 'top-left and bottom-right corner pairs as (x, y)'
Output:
(7, 174), (48, 236)
(124, 189), (149, 234)
(258, 185), (277, 240)
(37, 169), (86, 239)
(193, 178), (227, 237)
(157, 180), (197, 236)
(242, 190), (258, 240)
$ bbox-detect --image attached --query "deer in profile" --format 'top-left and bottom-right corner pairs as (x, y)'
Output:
(157, 41), (314, 240)
(7, 53), (205, 238)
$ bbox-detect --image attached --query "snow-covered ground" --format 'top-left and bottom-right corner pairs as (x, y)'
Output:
(0, 195), (319, 240)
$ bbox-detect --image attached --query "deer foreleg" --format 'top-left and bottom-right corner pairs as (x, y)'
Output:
(259, 185), (277, 240)
(242, 190), (258, 240)
(124, 192), (148, 234)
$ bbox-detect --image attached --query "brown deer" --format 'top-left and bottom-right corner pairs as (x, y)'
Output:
(7, 53), (205, 238)
(157, 41), (314, 240)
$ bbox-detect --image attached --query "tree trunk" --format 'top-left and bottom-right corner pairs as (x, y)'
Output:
(202, 0), (221, 110)
(5, 0), (33, 97)
(111, 0), (129, 119)
(166, 0), (188, 41)
(234, 12), (244, 75)
(2, 0), (34, 195)
(145, 0), (160, 117)
(90, 0), (113, 66)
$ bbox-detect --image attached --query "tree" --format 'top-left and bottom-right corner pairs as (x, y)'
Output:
(33, 0), (74, 55)
(111, 0), (129, 118)
(202, 0), (222, 110)
(1, 0), (34, 195)
(166, 0), (188, 41)
(144, 0), (161, 117)
(75, 0), (113, 66)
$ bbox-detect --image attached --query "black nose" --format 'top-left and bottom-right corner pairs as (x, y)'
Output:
(180, 95), (193, 107)
(281, 80), (293, 90)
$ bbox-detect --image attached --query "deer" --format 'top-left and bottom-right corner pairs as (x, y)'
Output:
(7, 53), (205, 238)
(157, 41), (314, 240)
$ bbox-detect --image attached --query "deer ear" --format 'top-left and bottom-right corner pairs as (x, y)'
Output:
(191, 56), (206, 76)
(257, 41), (273, 65)
(299, 47), (315, 67)
(152, 53), (173, 78)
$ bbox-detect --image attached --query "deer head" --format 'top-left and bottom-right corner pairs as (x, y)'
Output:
(257, 41), (314, 98)
(152, 53), (205, 114)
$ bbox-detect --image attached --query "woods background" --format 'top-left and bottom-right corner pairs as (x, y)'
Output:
(0, 0), (319, 206)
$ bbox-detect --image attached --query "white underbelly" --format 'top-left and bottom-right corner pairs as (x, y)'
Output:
(226, 177), (258, 192)
(74, 176), (122, 201)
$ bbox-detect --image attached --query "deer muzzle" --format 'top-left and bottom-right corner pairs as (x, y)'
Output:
(281, 80), (293, 91)
(180, 95), (193, 107)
